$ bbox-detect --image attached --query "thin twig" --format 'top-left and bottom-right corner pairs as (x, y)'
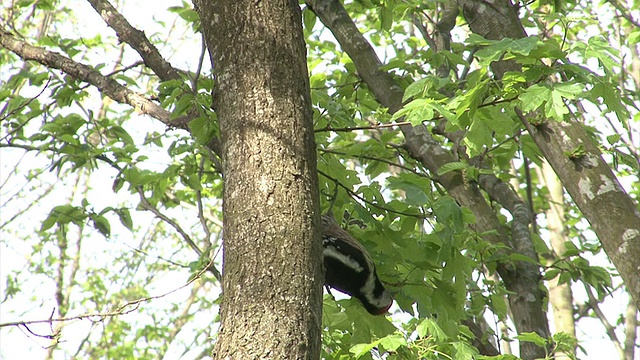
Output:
(0, 257), (213, 329)
(583, 282), (626, 359)
(320, 148), (433, 179)
(318, 169), (426, 219)
(136, 186), (203, 256)
(0, 77), (52, 141)
(605, 0), (640, 29)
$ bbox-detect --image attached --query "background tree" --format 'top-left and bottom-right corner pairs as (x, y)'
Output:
(1, 0), (639, 359)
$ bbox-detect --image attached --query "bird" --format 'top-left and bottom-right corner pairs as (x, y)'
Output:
(321, 214), (393, 315)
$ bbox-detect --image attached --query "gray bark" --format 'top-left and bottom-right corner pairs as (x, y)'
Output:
(195, 1), (323, 358)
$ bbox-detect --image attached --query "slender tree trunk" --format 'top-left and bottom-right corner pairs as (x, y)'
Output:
(194, 1), (323, 358)
(624, 300), (638, 360)
(539, 162), (576, 359)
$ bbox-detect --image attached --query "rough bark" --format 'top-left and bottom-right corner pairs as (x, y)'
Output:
(306, 1), (551, 358)
(459, 0), (640, 310)
(194, 1), (322, 358)
(539, 162), (576, 359)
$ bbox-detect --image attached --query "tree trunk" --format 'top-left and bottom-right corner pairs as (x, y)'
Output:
(539, 162), (577, 359)
(194, 1), (323, 358)
(624, 300), (638, 360)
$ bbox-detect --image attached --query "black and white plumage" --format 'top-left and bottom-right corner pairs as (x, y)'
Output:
(321, 215), (393, 315)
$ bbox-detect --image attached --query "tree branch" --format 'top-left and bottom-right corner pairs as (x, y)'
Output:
(85, 0), (182, 81)
(584, 283), (626, 359)
(0, 31), (184, 128)
(605, 0), (640, 29)
(135, 186), (222, 282)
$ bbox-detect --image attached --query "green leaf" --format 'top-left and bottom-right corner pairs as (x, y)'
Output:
(117, 208), (133, 230)
(386, 173), (432, 207)
(519, 82), (583, 121)
(112, 176), (125, 192)
(508, 253), (540, 265)
(379, 333), (407, 351)
(110, 126), (134, 145)
(433, 195), (464, 232)
(528, 37), (566, 60)
(168, 4), (200, 24)
(629, 30), (640, 45)
(476, 107), (514, 135)
(542, 268), (560, 281)
(516, 332), (548, 348)
(464, 114), (493, 157)
(303, 7), (316, 32)
(416, 318), (447, 342)
(173, 94), (195, 119)
(35, 0), (54, 10)
(606, 134), (621, 145)
(474, 37), (540, 65)
(393, 98), (454, 126)
(558, 271), (572, 285)
(188, 116), (217, 145)
(455, 77), (488, 119)
(572, 36), (620, 75)
(90, 214), (111, 237)
(17, 0), (36, 7)
(519, 84), (550, 113)
(41, 213), (58, 232)
(41, 205), (87, 231)
(349, 341), (380, 359)
(466, 33), (492, 46)
(392, 99), (433, 125)
(440, 50), (469, 68)
(453, 341), (477, 360)
(474, 38), (511, 63)
(490, 293), (507, 320)
(476, 354), (521, 360)
(42, 114), (85, 136)
(403, 77), (430, 102)
(508, 36), (541, 56)
(379, 3), (393, 32)
(437, 161), (467, 176)
(552, 331), (579, 355)
(552, 82), (584, 100)
(181, 174), (203, 190)
(0, 90), (10, 102)
(115, 74), (138, 87)
(591, 82), (629, 121)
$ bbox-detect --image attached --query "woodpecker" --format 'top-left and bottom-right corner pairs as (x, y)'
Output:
(321, 215), (393, 315)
